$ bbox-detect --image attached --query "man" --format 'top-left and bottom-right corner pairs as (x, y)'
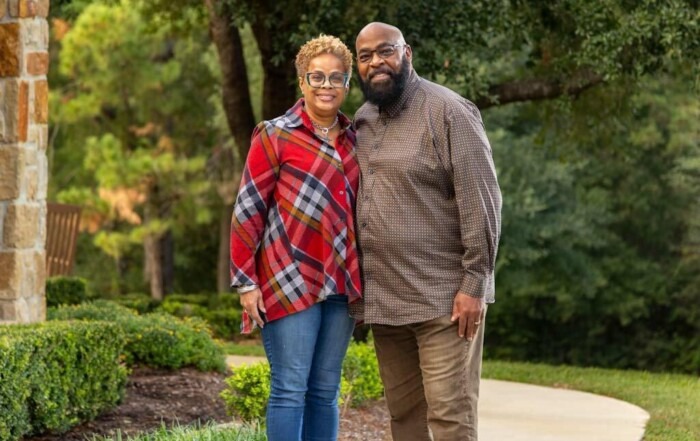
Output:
(353, 22), (502, 441)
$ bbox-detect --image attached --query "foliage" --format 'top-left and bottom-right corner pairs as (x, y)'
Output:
(486, 73), (700, 373)
(0, 321), (127, 440)
(221, 341), (383, 422)
(45, 276), (91, 307)
(90, 422), (266, 441)
(158, 294), (243, 340)
(49, 300), (227, 372)
(340, 341), (384, 407)
(221, 362), (271, 422)
(51, 0), (220, 297)
(484, 360), (700, 441)
(106, 293), (162, 314)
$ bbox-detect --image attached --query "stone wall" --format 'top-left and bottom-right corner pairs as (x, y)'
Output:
(0, 0), (49, 323)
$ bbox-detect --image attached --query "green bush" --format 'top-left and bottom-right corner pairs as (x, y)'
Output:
(45, 276), (90, 307)
(220, 341), (384, 422)
(107, 293), (160, 314)
(341, 341), (384, 407)
(91, 421), (266, 440)
(221, 362), (271, 422)
(0, 321), (127, 440)
(158, 294), (242, 340)
(49, 300), (226, 372)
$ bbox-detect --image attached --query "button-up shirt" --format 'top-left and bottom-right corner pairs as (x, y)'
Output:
(230, 98), (362, 333)
(353, 70), (501, 326)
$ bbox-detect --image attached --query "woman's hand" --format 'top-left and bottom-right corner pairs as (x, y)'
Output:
(240, 288), (267, 328)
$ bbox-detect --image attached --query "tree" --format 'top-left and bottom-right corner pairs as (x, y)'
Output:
(53, 1), (219, 299)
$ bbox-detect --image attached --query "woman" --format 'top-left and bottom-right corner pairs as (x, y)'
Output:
(229, 35), (361, 441)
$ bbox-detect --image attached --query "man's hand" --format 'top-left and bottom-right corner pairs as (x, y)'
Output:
(240, 288), (266, 328)
(451, 292), (485, 341)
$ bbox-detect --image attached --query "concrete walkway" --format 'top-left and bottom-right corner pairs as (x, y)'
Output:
(226, 356), (650, 441)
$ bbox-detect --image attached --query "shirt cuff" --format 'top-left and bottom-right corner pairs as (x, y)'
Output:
(459, 275), (486, 298)
(237, 285), (258, 294)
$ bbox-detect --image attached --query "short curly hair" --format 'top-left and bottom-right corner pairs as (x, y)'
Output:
(295, 34), (353, 80)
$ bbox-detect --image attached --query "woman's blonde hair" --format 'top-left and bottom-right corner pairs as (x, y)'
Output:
(295, 34), (353, 79)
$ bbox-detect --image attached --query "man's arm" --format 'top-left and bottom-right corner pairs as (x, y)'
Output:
(446, 101), (502, 339)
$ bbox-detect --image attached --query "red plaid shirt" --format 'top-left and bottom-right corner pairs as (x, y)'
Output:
(230, 99), (362, 333)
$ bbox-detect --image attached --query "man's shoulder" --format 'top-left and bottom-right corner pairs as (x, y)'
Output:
(418, 77), (480, 117)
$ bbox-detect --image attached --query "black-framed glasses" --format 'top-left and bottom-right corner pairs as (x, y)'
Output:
(356, 44), (406, 64)
(305, 71), (349, 88)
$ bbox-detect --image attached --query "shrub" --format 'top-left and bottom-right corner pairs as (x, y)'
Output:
(108, 293), (160, 314)
(90, 421), (266, 440)
(221, 362), (271, 422)
(49, 300), (226, 372)
(158, 294), (242, 340)
(45, 276), (90, 307)
(220, 341), (384, 423)
(0, 321), (127, 440)
(341, 341), (384, 407)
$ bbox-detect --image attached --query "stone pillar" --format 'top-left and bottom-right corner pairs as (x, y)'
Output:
(0, 0), (50, 323)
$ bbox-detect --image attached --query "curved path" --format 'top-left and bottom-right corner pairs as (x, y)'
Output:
(226, 356), (650, 440)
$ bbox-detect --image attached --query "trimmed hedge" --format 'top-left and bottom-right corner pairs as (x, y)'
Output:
(0, 321), (127, 440)
(49, 300), (226, 372)
(157, 294), (243, 340)
(45, 276), (90, 307)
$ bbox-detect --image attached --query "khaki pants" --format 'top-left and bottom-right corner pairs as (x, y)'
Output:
(372, 313), (485, 441)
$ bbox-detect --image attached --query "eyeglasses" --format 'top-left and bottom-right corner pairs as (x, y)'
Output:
(356, 44), (405, 64)
(304, 71), (349, 88)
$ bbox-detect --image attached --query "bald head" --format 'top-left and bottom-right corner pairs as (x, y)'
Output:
(356, 22), (405, 47)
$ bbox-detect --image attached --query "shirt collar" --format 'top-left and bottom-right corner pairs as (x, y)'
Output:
(381, 69), (420, 118)
(284, 98), (352, 132)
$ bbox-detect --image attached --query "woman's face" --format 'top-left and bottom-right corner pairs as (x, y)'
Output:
(299, 53), (348, 119)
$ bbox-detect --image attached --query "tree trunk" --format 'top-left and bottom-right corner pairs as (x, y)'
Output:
(217, 203), (234, 293)
(250, 20), (298, 120)
(144, 233), (165, 301)
(204, 0), (256, 161)
(161, 229), (174, 296)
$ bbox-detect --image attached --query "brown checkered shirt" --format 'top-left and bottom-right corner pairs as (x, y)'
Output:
(352, 70), (502, 326)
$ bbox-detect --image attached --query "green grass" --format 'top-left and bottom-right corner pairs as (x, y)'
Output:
(483, 360), (700, 441)
(219, 341), (266, 357)
(91, 422), (265, 441)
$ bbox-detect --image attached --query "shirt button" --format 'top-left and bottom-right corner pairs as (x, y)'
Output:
(369, 169), (374, 174)
(373, 144), (379, 150)
(361, 222), (367, 228)
(339, 190), (344, 195)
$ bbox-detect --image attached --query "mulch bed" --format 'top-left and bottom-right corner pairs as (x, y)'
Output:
(23, 366), (390, 441)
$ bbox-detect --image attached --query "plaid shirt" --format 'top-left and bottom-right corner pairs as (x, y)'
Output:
(230, 98), (362, 333)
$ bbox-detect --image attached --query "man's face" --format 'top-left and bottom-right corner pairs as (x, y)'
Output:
(356, 28), (412, 107)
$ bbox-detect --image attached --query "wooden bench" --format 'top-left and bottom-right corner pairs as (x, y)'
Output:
(46, 203), (82, 276)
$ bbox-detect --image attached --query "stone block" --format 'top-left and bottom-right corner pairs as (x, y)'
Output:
(0, 251), (21, 299)
(1, 79), (18, 142)
(9, 0), (39, 18)
(0, 146), (23, 200)
(36, 154), (47, 199)
(0, 23), (20, 77)
(33, 250), (45, 295)
(26, 168), (37, 199)
(18, 80), (28, 141)
(34, 79), (48, 123)
(26, 51), (48, 76)
(21, 19), (44, 50)
(3, 203), (40, 248)
(0, 0), (7, 19)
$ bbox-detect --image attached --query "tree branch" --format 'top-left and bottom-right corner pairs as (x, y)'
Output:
(475, 70), (605, 109)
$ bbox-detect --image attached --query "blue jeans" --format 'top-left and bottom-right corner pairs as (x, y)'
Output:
(261, 295), (355, 441)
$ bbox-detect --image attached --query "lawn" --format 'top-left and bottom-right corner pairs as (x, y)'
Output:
(484, 360), (700, 441)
